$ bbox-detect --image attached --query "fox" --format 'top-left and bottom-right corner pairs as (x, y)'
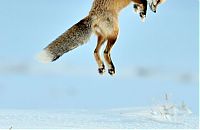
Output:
(38, 0), (165, 76)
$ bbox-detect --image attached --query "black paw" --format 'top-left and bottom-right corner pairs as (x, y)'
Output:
(140, 12), (146, 18)
(98, 67), (105, 75)
(133, 4), (140, 13)
(149, 3), (157, 13)
(108, 68), (115, 76)
(133, 4), (138, 10)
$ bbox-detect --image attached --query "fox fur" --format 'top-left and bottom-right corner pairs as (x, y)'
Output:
(38, 0), (165, 75)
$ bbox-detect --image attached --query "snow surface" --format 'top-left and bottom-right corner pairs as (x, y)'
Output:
(0, 107), (198, 129)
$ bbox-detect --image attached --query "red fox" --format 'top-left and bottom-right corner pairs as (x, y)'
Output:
(38, 0), (165, 76)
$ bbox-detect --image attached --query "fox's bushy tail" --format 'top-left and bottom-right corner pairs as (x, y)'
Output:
(37, 16), (93, 63)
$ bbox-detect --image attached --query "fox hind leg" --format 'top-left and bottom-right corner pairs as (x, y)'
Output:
(94, 35), (106, 75)
(94, 13), (119, 76)
(104, 35), (118, 76)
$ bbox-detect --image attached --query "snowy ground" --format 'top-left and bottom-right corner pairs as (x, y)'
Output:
(0, 106), (199, 129)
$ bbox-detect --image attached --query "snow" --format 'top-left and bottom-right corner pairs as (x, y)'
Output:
(0, 107), (198, 129)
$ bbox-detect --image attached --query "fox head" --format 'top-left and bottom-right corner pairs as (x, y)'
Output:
(148, 0), (166, 13)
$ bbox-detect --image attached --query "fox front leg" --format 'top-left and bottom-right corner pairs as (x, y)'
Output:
(149, 0), (166, 13)
(133, 1), (147, 22)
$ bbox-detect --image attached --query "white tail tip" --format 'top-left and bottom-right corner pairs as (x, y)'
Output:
(37, 49), (54, 63)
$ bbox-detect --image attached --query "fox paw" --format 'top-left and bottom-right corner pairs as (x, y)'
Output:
(140, 15), (146, 22)
(108, 68), (115, 76)
(140, 12), (146, 22)
(133, 4), (140, 14)
(98, 67), (105, 75)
